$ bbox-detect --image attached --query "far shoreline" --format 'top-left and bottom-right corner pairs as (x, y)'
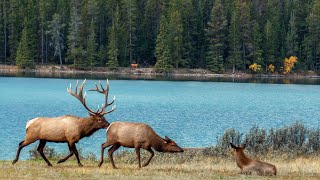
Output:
(1, 65), (320, 82)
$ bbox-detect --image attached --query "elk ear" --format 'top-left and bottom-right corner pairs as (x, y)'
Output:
(164, 136), (172, 143)
(242, 144), (247, 149)
(230, 143), (237, 149)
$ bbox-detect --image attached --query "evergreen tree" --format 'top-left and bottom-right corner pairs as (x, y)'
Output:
(264, 20), (276, 72)
(8, 0), (23, 64)
(48, 13), (65, 66)
(286, 10), (298, 57)
(125, 0), (137, 65)
(106, 22), (119, 68)
(239, 0), (252, 70)
(155, 14), (172, 72)
(67, 0), (85, 67)
(87, 19), (98, 66)
(227, 1), (241, 73)
(303, 0), (320, 70)
(252, 21), (263, 66)
(16, 21), (33, 68)
(25, 0), (39, 63)
(205, 0), (227, 73)
(141, 0), (160, 66)
(168, 0), (183, 68)
(0, 1), (5, 63)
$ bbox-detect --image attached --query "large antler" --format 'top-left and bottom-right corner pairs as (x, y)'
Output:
(89, 79), (116, 115)
(67, 79), (98, 115)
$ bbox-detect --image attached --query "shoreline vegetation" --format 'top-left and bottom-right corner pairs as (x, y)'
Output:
(3, 122), (320, 179)
(1, 65), (320, 80)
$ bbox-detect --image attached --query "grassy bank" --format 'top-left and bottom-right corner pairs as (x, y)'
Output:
(4, 123), (320, 179)
(2, 153), (320, 179)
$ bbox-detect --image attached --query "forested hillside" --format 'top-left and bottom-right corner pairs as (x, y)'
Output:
(0, 0), (319, 73)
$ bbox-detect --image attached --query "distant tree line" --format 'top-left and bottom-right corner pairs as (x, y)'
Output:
(0, 0), (320, 73)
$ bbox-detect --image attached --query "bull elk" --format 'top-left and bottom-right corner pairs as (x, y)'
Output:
(98, 122), (184, 169)
(230, 143), (277, 176)
(12, 79), (116, 167)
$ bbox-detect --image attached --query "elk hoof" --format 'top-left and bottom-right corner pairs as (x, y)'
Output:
(12, 160), (17, 165)
(57, 159), (64, 164)
(98, 162), (103, 167)
(78, 163), (83, 167)
(112, 166), (118, 169)
(48, 163), (53, 167)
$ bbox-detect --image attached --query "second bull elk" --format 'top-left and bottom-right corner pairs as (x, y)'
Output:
(12, 79), (116, 167)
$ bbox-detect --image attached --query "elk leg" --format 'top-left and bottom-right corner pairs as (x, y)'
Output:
(98, 141), (112, 167)
(135, 146), (141, 168)
(108, 144), (120, 169)
(12, 139), (37, 165)
(70, 143), (83, 167)
(142, 148), (154, 167)
(57, 144), (73, 164)
(37, 140), (52, 167)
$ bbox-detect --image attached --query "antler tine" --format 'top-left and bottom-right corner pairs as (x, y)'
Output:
(101, 105), (116, 115)
(67, 79), (96, 114)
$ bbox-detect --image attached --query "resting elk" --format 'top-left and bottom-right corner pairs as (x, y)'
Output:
(12, 79), (116, 167)
(98, 122), (184, 169)
(230, 143), (277, 176)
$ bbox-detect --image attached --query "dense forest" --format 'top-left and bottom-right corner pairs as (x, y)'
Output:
(0, 0), (319, 73)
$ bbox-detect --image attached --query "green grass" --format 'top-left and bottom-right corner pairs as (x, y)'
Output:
(2, 150), (320, 180)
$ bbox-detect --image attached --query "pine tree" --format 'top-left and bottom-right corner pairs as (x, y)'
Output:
(67, 0), (85, 68)
(252, 21), (263, 66)
(227, 1), (241, 73)
(264, 20), (276, 72)
(16, 21), (33, 68)
(87, 19), (98, 66)
(155, 14), (172, 72)
(48, 13), (65, 66)
(25, 0), (38, 63)
(286, 10), (298, 57)
(141, 0), (160, 66)
(106, 22), (119, 68)
(106, 4), (120, 70)
(239, 0), (252, 70)
(125, 0), (137, 65)
(168, 0), (183, 68)
(303, 0), (320, 70)
(205, 0), (227, 73)
(8, 0), (23, 64)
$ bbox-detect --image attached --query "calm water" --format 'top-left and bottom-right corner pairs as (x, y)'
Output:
(0, 77), (320, 160)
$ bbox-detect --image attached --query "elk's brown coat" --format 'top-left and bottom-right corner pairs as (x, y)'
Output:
(12, 80), (116, 167)
(230, 143), (277, 176)
(98, 122), (184, 168)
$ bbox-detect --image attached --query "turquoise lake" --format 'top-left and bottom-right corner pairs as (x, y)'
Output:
(0, 77), (320, 160)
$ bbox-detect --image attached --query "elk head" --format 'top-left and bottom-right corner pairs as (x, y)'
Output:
(67, 79), (116, 129)
(163, 136), (184, 152)
(230, 143), (246, 155)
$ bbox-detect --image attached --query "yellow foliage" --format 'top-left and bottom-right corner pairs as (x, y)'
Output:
(283, 56), (298, 75)
(249, 63), (262, 73)
(267, 64), (275, 73)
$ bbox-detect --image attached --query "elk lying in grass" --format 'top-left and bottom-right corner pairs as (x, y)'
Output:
(98, 122), (184, 168)
(12, 79), (116, 167)
(230, 143), (277, 176)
